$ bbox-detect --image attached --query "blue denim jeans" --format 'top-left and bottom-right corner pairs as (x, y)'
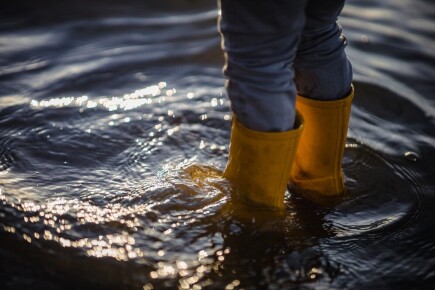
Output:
(219, 0), (353, 131)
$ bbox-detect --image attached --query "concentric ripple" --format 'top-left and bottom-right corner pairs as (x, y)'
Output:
(1, 0), (435, 289)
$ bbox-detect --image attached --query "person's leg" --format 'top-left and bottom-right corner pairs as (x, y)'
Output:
(294, 0), (352, 100)
(219, 0), (308, 132)
(218, 0), (307, 208)
(290, 0), (353, 202)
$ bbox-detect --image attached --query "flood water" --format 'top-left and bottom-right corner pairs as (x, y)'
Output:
(1, 0), (435, 289)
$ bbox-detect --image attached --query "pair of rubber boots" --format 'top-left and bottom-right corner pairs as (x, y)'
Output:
(223, 87), (354, 209)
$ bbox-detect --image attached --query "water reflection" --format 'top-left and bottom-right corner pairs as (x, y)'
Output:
(0, 118), (433, 288)
(1, 0), (435, 288)
(30, 82), (168, 111)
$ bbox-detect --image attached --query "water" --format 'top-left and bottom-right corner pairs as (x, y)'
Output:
(1, 0), (434, 289)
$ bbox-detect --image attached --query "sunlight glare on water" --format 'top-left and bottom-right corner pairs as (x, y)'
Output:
(30, 83), (166, 111)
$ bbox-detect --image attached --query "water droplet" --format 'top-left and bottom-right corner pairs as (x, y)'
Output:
(404, 151), (419, 162)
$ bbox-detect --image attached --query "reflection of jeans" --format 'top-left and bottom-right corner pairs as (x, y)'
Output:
(219, 0), (353, 131)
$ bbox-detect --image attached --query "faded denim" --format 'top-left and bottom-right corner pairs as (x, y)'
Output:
(219, 0), (353, 131)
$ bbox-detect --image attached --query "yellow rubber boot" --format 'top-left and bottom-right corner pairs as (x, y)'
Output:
(290, 87), (354, 202)
(223, 113), (304, 210)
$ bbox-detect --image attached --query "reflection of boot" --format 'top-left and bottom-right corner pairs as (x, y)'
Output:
(290, 87), (354, 202)
(223, 113), (304, 209)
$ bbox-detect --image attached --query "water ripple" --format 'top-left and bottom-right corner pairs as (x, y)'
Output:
(1, 0), (434, 289)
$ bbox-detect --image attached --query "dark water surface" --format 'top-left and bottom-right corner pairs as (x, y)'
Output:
(1, 0), (435, 289)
